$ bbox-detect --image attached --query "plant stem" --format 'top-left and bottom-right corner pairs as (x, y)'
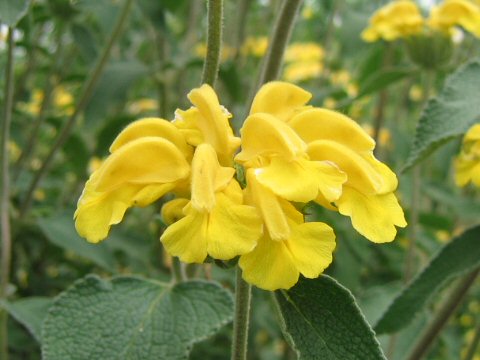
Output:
(231, 267), (252, 360)
(13, 29), (65, 181)
(406, 268), (480, 360)
(257, 0), (303, 86)
(19, 0), (134, 219)
(463, 320), (480, 360)
(0, 27), (16, 360)
(171, 257), (186, 283)
(201, 0), (223, 87)
(404, 165), (421, 282)
(230, 2), (303, 358)
(233, 0), (252, 60)
(243, 0), (303, 118)
(404, 71), (433, 283)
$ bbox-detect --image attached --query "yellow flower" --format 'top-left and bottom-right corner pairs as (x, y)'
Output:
(362, 0), (424, 42)
(19, 89), (43, 115)
(409, 84), (424, 101)
(8, 141), (21, 162)
(74, 124), (191, 242)
(241, 36), (269, 57)
(454, 123), (480, 187)
(161, 144), (262, 263)
(302, 4), (314, 19)
(234, 82), (406, 290)
(75, 85), (262, 265)
(284, 42), (324, 63)
(53, 87), (73, 108)
(282, 42), (324, 82)
(428, 0), (480, 37)
(75, 82), (406, 291)
(238, 170), (336, 290)
(127, 98), (158, 115)
(283, 61), (323, 82)
(331, 70), (351, 86)
(323, 97), (337, 109)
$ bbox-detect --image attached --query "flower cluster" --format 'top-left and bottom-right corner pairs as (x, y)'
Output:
(454, 123), (480, 187)
(282, 42), (324, 82)
(75, 82), (406, 290)
(362, 0), (480, 42)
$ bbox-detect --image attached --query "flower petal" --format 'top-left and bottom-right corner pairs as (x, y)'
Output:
(336, 187), (407, 243)
(255, 157), (345, 203)
(109, 117), (192, 158)
(239, 235), (299, 290)
(173, 107), (204, 146)
(95, 137), (190, 192)
(314, 161), (347, 202)
(286, 222), (336, 278)
(206, 193), (262, 260)
(188, 84), (241, 165)
(362, 153), (398, 193)
(250, 81), (312, 121)
(308, 140), (382, 194)
(255, 157), (318, 202)
(246, 169), (290, 241)
(161, 198), (189, 225)
(455, 157), (480, 187)
(75, 181), (172, 243)
(190, 144), (235, 211)
(289, 108), (375, 152)
(236, 113), (307, 166)
(160, 210), (208, 263)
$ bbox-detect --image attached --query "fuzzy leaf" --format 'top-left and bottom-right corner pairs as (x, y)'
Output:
(37, 213), (116, 271)
(275, 276), (386, 359)
(0, 0), (31, 26)
(42, 275), (233, 360)
(403, 60), (480, 171)
(0, 297), (52, 343)
(375, 225), (480, 334)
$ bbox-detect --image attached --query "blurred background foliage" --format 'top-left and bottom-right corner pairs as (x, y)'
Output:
(1, 0), (479, 359)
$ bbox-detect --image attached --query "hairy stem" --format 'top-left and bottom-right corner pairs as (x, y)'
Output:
(231, 268), (252, 360)
(231, 2), (303, 359)
(0, 27), (16, 360)
(201, 0), (223, 87)
(406, 268), (480, 360)
(19, 0), (134, 218)
(257, 0), (303, 86)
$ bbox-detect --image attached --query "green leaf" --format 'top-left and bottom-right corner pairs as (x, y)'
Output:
(375, 225), (480, 334)
(0, 297), (52, 343)
(70, 23), (98, 63)
(357, 67), (413, 99)
(63, 133), (90, 177)
(42, 275), (233, 360)
(275, 276), (386, 360)
(403, 60), (480, 171)
(37, 212), (116, 271)
(85, 61), (148, 128)
(423, 183), (480, 222)
(0, 0), (31, 26)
